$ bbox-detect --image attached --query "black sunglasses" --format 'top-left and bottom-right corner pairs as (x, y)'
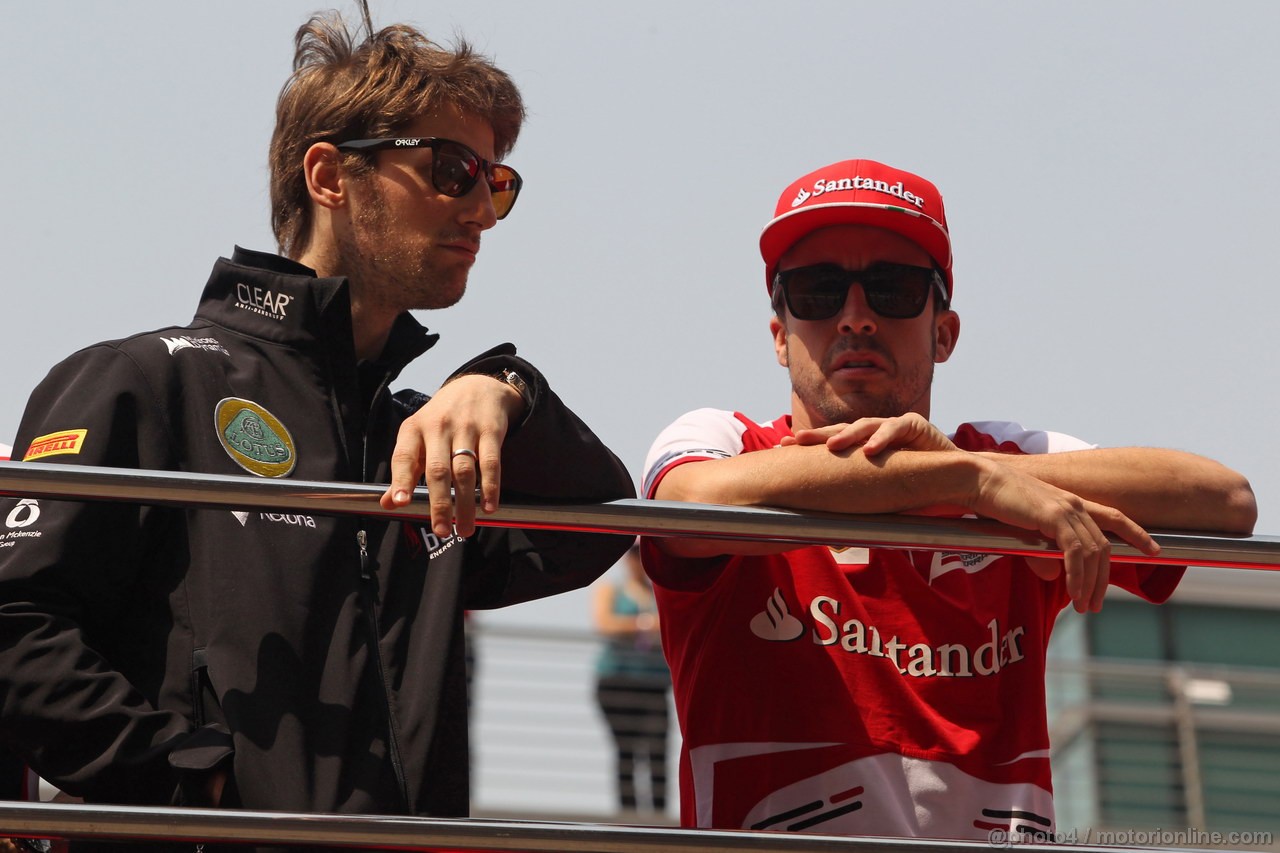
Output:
(335, 136), (523, 220)
(774, 262), (949, 321)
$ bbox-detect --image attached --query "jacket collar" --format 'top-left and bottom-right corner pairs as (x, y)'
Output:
(195, 246), (439, 375)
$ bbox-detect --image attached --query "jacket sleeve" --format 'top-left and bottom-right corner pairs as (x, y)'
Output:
(442, 344), (637, 608)
(0, 344), (193, 803)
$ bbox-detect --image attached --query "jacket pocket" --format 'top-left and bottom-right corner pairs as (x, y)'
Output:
(169, 723), (236, 808)
(179, 649), (238, 809)
(190, 647), (226, 728)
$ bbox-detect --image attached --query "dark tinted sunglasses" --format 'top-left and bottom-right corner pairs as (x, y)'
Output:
(335, 136), (523, 219)
(774, 262), (949, 321)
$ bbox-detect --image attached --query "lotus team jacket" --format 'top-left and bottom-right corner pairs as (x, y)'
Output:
(0, 247), (635, 823)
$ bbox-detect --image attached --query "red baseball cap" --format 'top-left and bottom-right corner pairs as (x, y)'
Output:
(760, 159), (953, 298)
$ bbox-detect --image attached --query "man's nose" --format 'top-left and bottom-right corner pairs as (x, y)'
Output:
(836, 283), (878, 335)
(460, 180), (499, 231)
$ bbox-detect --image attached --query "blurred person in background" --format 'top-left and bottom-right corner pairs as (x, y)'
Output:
(592, 543), (671, 817)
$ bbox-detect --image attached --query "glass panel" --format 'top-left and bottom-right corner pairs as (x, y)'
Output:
(1198, 729), (1280, 832)
(1088, 600), (1164, 661)
(1051, 728), (1099, 831)
(1171, 605), (1280, 669)
(1095, 722), (1186, 828)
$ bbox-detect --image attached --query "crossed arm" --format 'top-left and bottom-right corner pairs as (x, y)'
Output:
(653, 415), (1256, 612)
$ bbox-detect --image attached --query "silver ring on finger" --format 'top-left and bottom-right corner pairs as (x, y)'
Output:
(451, 448), (478, 462)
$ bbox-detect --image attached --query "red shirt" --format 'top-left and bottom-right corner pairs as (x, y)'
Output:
(641, 410), (1181, 838)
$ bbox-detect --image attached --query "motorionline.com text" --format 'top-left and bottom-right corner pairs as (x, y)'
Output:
(987, 827), (1274, 847)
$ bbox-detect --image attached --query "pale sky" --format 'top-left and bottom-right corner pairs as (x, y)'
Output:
(3, 1), (1278, 630)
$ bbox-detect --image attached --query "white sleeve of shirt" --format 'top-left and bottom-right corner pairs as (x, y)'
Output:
(641, 408), (748, 498)
(641, 417), (1091, 499)
(959, 420), (1097, 454)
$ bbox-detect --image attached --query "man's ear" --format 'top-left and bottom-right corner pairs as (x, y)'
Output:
(770, 315), (789, 367)
(934, 310), (960, 364)
(302, 142), (346, 210)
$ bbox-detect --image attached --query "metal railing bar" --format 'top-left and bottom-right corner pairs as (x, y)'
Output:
(1, 462), (1276, 570)
(0, 801), (1197, 853)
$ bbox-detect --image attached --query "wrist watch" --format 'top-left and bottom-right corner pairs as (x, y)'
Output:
(496, 367), (534, 414)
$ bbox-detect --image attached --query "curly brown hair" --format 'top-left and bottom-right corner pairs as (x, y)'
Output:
(268, 3), (525, 258)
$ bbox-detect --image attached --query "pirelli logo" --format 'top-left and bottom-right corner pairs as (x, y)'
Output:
(23, 429), (88, 461)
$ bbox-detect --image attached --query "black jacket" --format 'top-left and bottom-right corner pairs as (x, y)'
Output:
(0, 247), (634, 819)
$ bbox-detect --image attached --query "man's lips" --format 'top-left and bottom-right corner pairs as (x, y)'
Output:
(829, 349), (890, 375)
(442, 240), (480, 259)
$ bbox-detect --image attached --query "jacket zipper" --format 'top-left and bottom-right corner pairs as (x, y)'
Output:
(356, 526), (409, 807)
(350, 365), (410, 809)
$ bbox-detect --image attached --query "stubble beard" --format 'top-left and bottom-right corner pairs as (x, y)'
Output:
(338, 180), (470, 313)
(791, 333), (936, 426)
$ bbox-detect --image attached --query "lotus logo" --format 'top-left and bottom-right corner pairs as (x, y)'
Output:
(214, 397), (297, 478)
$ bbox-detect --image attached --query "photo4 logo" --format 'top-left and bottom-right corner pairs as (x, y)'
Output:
(986, 826), (1274, 848)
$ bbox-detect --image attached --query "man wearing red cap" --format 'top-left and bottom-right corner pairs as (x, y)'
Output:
(639, 159), (1256, 839)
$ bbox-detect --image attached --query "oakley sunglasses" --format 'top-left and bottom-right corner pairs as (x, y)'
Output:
(774, 262), (949, 321)
(335, 136), (523, 220)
